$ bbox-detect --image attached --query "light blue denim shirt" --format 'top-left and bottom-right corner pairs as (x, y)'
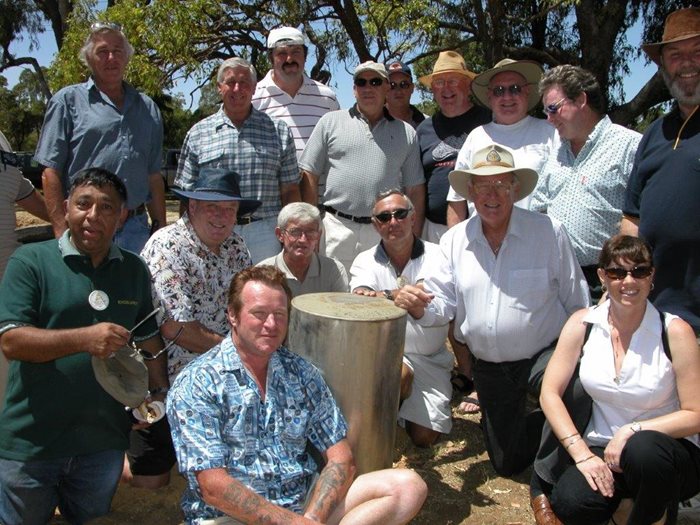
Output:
(34, 79), (163, 210)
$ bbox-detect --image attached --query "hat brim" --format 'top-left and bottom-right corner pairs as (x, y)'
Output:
(448, 167), (538, 203)
(92, 346), (149, 408)
(171, 189), (262, 216)
(471, 61), (544, 111)
(419, 69), (476, 88)
(641, 32), (700, 65)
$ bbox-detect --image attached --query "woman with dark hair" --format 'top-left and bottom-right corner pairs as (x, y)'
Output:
(539, 234), (700, 524)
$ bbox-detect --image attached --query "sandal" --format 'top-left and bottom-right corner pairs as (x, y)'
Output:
(458, 394), (481, 414)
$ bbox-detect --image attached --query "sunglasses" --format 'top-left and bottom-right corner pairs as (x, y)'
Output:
(373, 208), (411, 223)
(490, 84), (525, 97)
(390, 80), (412, 90)
(542, 97), (568, 116)
(90, 21), (123, 32)
(354, 77), (384, 87)
(124, 306), (184, 360)
(603, 266), (653, 280)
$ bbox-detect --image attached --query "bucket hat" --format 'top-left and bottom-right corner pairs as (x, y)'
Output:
(448, 144), (538, 202)
(471, 58), (544, 111)
(642, 7), (700, 66)
(172, 168), (262, 216)
(419, 51), (476, 88)
(92, 346), (149, 408)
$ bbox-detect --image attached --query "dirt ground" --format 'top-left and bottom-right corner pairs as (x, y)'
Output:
(15, 206), (700, 525)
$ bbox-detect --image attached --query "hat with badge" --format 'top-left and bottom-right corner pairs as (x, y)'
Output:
(448, 144), (538, 202)
(172, 168), (262, 216)
(386, 60), (413, 80)
(642, 7), (700, 66)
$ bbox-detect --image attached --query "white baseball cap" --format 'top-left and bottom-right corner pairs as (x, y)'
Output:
(267, 27), (305, 48)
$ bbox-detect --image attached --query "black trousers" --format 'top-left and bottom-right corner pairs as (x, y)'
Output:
(550, 431), (700, 525)
(473, 343), (556, 477)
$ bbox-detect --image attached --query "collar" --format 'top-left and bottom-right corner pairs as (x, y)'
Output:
(582, 299), (661, 340)
(86, 78), (134, 104)
(58, 229), (123, 263)
(349, 104), (394, 122)
(467, 206), (524, 245)
(274, 251), (321, 280)
(373, 236), (425, 265)
(214, 105), (258, 130)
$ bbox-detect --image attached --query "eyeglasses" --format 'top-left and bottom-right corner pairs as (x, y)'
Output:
(542, 97), (568, 116)
(282, 228), (321, 240)
(470, 181), (515, 195)
(603, 266), (653, 281)
(354, 77), (384, 87)
(431, 78), (461, 89)
(373, 208), (411, 223)
(90, 21), (123, 33)
(490, 84), (526, 97)
(390, 80), (412, 90)
(124, 307), (184, 360)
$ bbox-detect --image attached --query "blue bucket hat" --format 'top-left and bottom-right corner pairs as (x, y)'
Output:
(172, 168), (262, 216)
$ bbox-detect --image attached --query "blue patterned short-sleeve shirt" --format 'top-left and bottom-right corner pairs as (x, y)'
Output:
(167, 338), (348, 524)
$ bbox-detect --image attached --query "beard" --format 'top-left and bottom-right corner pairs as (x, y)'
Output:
(662, 66), (700, 107)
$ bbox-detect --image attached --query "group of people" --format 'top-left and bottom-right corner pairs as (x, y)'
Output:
(0, 5), (699, 525)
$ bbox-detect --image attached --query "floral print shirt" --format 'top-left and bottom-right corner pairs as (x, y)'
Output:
(141, 215), (252, 381)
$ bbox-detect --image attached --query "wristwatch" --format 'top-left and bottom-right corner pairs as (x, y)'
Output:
(630, 421), (642, 433)
(383, 289), (394, 301)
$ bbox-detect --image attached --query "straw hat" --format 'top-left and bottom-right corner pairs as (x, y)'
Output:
(470, 58), (544, 111)
(642, 7), (700, 66)
(448, 144), (538, 202)
(419, 51), (476, 88)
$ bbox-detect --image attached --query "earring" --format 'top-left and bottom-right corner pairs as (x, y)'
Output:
(650, 282), (654, 291)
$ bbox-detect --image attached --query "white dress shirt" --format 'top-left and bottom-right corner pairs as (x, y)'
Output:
(420, 207), (590, 362)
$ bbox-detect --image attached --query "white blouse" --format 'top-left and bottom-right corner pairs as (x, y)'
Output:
(579, 300), (699, 448)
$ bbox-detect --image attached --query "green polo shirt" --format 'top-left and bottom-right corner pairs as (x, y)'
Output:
(0, 232), (158, 461)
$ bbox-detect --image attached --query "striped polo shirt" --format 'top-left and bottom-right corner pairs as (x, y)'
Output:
(253, 71), (339, 160)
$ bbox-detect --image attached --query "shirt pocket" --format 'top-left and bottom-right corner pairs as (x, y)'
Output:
(508, 269), (550, 311)
(280, 408), (310, 445)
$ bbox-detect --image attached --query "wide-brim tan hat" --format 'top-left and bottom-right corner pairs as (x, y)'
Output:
(419, 51), (476, 88)
(471, 58), (544, 111)
(642, 7), (700, 66)
(448, 144), (538, 202)
(92, 346), (149, 408)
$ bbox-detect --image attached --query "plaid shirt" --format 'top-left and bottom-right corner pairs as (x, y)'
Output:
(167, 339), (347, 523)
(175, 106), (299, 219)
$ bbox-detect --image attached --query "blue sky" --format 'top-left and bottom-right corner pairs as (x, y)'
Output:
(3, 19), (656, 111)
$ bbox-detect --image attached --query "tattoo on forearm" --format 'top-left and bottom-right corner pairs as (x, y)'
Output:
(306, 461), (351, 519)
(221, 482), (281, 524)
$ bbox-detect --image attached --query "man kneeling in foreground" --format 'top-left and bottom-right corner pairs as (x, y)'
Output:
(166, 266), (427, 524)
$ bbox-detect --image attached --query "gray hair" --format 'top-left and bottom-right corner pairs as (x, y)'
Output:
(79, 28), (134, 70)
(277, 202), (321, 229)
(539, 65), (606, 114)
(217, 57), (257, 84)
(373, 189), (414, 210)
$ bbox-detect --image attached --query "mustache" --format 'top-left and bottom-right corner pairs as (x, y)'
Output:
(282, 62), (299, 69)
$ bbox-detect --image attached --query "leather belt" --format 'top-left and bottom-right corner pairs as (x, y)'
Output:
(323, 205), (372, 224)
(237, 216), (262, 225)
(126, 204), (147, 219)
